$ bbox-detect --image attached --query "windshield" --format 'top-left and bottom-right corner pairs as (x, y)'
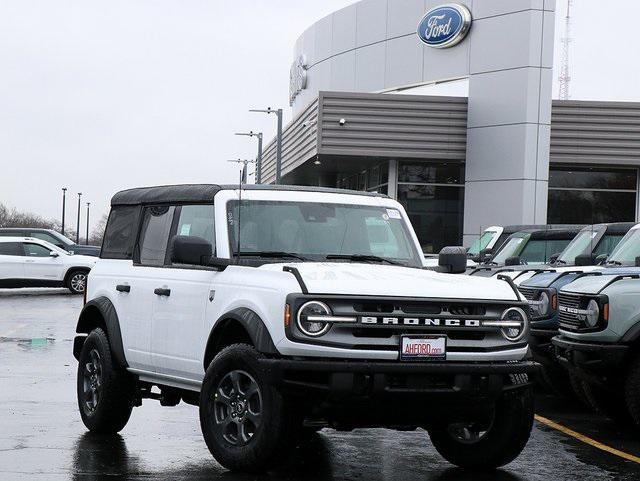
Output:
(490, 235), (528, 264)
(557, 229), (601, 264)
(468, 230), (498, 256)
(227, 200), (422, 267)
(607, 228), (640, 265)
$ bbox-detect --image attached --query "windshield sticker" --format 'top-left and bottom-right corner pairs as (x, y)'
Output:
(386, 209), (402, 220)
(180, 224), (191, 235)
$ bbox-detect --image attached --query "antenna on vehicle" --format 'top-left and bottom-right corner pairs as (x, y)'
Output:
(227, 159), (256, 261)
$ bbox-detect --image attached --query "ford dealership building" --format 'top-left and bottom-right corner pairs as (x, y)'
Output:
(260, 0), (640, 253)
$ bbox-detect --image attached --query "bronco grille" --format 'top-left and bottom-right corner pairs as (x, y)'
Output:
(518, 287), (535, 301)
(558, 292), (583, 330)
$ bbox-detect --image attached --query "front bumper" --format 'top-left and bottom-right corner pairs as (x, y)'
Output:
(258, 357), (538, 395)
(552, 335), (629, 378)
(529, 327), (558, 365)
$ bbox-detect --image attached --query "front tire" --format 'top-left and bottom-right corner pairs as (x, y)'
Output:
(582, 380), (632, 425)
(625, 355), (640, 428)
(199, 344), (299, 472)
(66, 269), (89, 294)
(428, 388), (534, 469)
(77, 328), (135, 433)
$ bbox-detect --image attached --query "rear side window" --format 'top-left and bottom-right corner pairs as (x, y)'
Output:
(102, 206), (140, 259)
(520, 239), (571, 264)
(138, 206), (176, 266)
(0, 242), (23, 256)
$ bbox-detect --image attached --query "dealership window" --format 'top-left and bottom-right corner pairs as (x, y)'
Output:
(548, 166), (638, 224)
(338, 161), (388, 195)
(397, 162), (465, 253)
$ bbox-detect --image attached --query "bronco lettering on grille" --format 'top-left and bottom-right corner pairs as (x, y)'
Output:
(360, 317), (481, 327)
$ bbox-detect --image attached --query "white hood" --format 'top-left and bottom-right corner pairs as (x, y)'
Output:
(261, 262), (519, 301)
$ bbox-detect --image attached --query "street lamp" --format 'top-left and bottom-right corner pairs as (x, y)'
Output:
(234, 131), (263, 184)
(61, 188), (67, 236)
(227, 159), (256, 185)
(76, 193), (82, 244)
(249, 107), (283, 184)
(85, 202), (91, 245)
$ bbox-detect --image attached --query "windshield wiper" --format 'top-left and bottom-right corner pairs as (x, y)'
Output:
(236, 251), (309, 261)
(555, 259), (567, 265)
(325, 254), (403, 266)
(607, 260), (623, 266)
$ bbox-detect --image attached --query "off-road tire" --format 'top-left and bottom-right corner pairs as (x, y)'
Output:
(568, 371), (590, 406)
(625, 355), (640, 428)
(429, 388), (534, 469)
(199, 344), (300, 472)
(66, 269), (89, 294)
(77, 328), (135, 433)
(538, 364), (574, 398)
(582, 380), (633, 425)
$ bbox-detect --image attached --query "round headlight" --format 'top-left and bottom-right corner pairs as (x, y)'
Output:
(585, 299), (600, 328)
(538, 291), (550, 315)
(500, 307), (528, 342)
(297, 301), (332, 337)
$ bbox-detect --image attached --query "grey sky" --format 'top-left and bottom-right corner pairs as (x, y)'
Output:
(1, 0), (639, 233)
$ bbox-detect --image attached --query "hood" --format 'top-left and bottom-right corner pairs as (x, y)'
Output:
(521, 266), (603, 289)
(561, 267), (640, 295)
(260, 262), (519, 301)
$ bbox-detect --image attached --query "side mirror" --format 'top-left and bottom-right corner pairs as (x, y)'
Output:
(505, 256), (520, 266)
(549, 253), (560, 264)
(205, 257), (233, 272)
(170, 235), (212, 266)
(595, 254), (608, 265)
(438, 246), (467, 274)
(479, 248), (493, 264)
(574, 254), (594, 266)
(49, 251), (59, 258)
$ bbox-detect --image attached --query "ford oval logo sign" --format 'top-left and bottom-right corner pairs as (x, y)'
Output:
(417, 4), (472, 49)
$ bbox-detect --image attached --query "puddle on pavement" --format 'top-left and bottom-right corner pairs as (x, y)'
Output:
(0, 337), (55, 349)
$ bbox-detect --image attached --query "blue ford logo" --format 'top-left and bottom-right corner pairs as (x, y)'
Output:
(417, 4), (472, 49)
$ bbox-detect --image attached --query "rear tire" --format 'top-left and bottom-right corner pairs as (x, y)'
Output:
(429, 388), (534, 469)
(66, 269), (89, 294)
(77, 328), (135, 433)
(199, 344), (300, 472)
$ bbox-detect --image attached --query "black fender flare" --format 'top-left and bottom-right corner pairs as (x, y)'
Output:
(204, 308), (278, 369)
(622, 321), (640, 344)
(74, 297), (128, 368)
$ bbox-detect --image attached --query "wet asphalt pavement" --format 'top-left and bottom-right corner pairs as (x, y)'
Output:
(2, 290), (640, 480)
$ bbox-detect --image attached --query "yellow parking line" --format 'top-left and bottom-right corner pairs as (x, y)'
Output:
(535, 414), (640, 465)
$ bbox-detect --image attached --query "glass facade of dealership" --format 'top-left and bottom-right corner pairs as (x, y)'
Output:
(338, 162), (638, 254)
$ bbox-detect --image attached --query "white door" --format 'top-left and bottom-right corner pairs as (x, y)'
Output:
(22, 242), (65, 281)
(0, 242), (26, 281)
(150, 204), (217, 381)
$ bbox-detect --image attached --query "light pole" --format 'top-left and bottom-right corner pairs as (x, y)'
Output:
(227, 159), (256, 185)
(61, 188), (67, 236)
(249, 107), (283, 184)
(234, 131), (263, 184)
(76, 193), (82, 244)
(85, 202), (90, 245)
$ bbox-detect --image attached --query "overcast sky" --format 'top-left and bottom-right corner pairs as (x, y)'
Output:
(1, 0), (639, 233)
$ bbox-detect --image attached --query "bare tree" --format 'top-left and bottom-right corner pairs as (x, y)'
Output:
(0, 203), (56, 229)
(89, 213), (108, 245)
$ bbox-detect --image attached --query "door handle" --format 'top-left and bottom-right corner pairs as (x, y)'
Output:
(25, 259), (35, 263)
(154, 287), (171, 297)
(116, 284), (131, 293)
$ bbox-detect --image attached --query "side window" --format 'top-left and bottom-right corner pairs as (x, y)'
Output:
(175, 204), (216, 252)
(30, 232), (62, 247)
(23, 243), (51, 257)
(0, 242), (23, 256)
(138, 206), (175, 266)
(102, 206), (140, 259)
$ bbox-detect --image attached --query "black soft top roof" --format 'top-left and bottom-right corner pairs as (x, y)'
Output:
(111, 184), (388, 206)
(512, 226), (584, 240)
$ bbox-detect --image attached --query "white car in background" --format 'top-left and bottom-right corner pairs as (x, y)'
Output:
(0, 237), (96, 293)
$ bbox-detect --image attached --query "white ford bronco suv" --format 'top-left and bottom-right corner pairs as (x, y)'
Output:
(73, 184), (537, 472)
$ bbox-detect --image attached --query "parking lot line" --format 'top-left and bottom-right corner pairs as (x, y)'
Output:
(535, 414), (640, 464)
